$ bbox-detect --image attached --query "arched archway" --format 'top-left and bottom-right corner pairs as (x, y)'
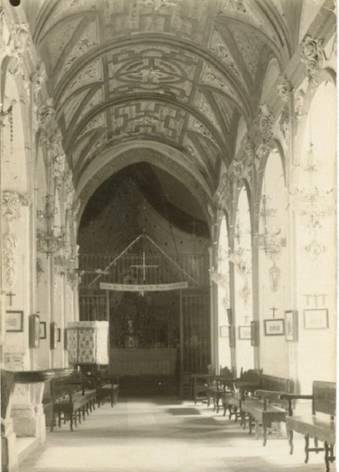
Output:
(233, 186), (254, 373)
(216, 215), (231, 370)
(294, 80), (336, 392)
(258, 148), (289, 377)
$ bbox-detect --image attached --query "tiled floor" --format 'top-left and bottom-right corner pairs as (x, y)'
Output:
(19, 398), (328, 472)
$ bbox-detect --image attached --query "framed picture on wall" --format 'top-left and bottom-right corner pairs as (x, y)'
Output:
(264, 319), (285, 336)
(303, 309), (329, 329)
(219, 325), (229, 337)
(39, 321), (47, 339)
(29, 314), (40, 348)
(6, 311), (24, 332)
(285, 310), (298, 342)
(238, 325), (251, 340)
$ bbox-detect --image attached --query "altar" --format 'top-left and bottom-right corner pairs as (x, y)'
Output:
(110, 348), (177, 376)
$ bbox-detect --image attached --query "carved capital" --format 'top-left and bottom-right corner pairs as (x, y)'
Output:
(256, 104), (274, 145)
(300, 35), (325, 79)
(2, 190), (29, 221)
(2, 231), (17, 288)
(279, 105), (290, 142)
(277, 76), (293, 103)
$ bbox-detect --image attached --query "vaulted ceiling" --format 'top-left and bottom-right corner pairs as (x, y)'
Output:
(25, 0), (301, 217)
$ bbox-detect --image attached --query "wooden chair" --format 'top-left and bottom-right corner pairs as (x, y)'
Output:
(281, 381), (336, 471)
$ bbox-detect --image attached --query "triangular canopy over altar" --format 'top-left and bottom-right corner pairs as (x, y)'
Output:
(85, 232), (198, 292)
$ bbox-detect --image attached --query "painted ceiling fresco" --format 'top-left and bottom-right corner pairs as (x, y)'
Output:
(26, 0), (299, 211)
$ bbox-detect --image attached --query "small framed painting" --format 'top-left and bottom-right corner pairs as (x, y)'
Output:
(219, 325), (229, 337)
(39, 321), (47, 339)
(303, 309), (329, 330)
(264, 318), (285, 336)
(285, 310), (298, 342)
(238, 325), (251, 340)
(6, 311), (24, 332)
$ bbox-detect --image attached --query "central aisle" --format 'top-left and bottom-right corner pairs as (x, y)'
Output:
(20, 398), (324, 472)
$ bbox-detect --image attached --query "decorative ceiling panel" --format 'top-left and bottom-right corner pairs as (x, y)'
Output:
(43, 15), (84, 71)
(193, 91), (223, 135)
(102, 0), (210, 44)
(60, 18), (99, 77)
(76, 87), (104, 124)
(227, 24), (264, 79)
(199, 62), (236, 98)
(59, 57), (103, 105)
(109, 102), (186, 143)
(208, 29), (248, 91)
(60, 88), (90, 128)
(187, 115), (219, 149)
(77, 112), (106, 141)
(29, 0), (290, 207)
(38, 0), (97, 40)
(107, 45), (198, 102)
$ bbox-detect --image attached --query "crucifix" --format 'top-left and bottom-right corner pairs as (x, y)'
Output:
(6, 291), (16, 306)
(270, 306), (278, 319)
(130, 251), (159, 282)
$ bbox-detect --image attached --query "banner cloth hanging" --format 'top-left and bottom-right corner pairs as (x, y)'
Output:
(100, 281), (188, 292)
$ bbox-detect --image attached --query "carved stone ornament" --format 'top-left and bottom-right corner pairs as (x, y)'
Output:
(257, 104), (274, 145)
(38, 98), (57, 139)
(300, 35), (325, 79)
(216, 172), (232, 210)
(279, 105), (290, 141)
(64, 171), (75, 209)
(2, 232), (17, 288)
(294, 89), (306, 120)
(277, 76), (293, 103)
(2, 190), (29, 222)
(255, 143), (271, 173)
(2, 20), (30, 79)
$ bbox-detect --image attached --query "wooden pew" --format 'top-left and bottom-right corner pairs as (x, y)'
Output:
(207, 367), (234, 412)
(221, 369), (262, 421)
(50, 372), (97, 432)
(192, 374), (213, 405)
(241, 374), (294, 446)
(281, 381), (336, 472)
(96, 372), (120, 407)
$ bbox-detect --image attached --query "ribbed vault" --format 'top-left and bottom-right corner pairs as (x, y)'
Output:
(24, 0), (300, 215)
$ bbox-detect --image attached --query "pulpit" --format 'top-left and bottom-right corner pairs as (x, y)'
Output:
(67, 321), (109, 366)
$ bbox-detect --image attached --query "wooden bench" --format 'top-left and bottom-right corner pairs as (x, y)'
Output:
(221, 369), (262, 421)
(96, 374), (119, 407)
(192, 374), (213, 405)
(241, 375), (294, 446)
(281, 381), (336, 472)
(207, 367), (234, 412)
(50, 373), (97, 432)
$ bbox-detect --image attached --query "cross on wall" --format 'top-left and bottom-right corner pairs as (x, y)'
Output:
(130, 251), (159, 281)
(6, 291), (16, 306)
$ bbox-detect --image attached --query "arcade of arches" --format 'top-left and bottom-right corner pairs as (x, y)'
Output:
(0, 1), (336, 471)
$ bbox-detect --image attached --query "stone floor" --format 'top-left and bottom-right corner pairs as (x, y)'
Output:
(19, 398), (328, 472)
